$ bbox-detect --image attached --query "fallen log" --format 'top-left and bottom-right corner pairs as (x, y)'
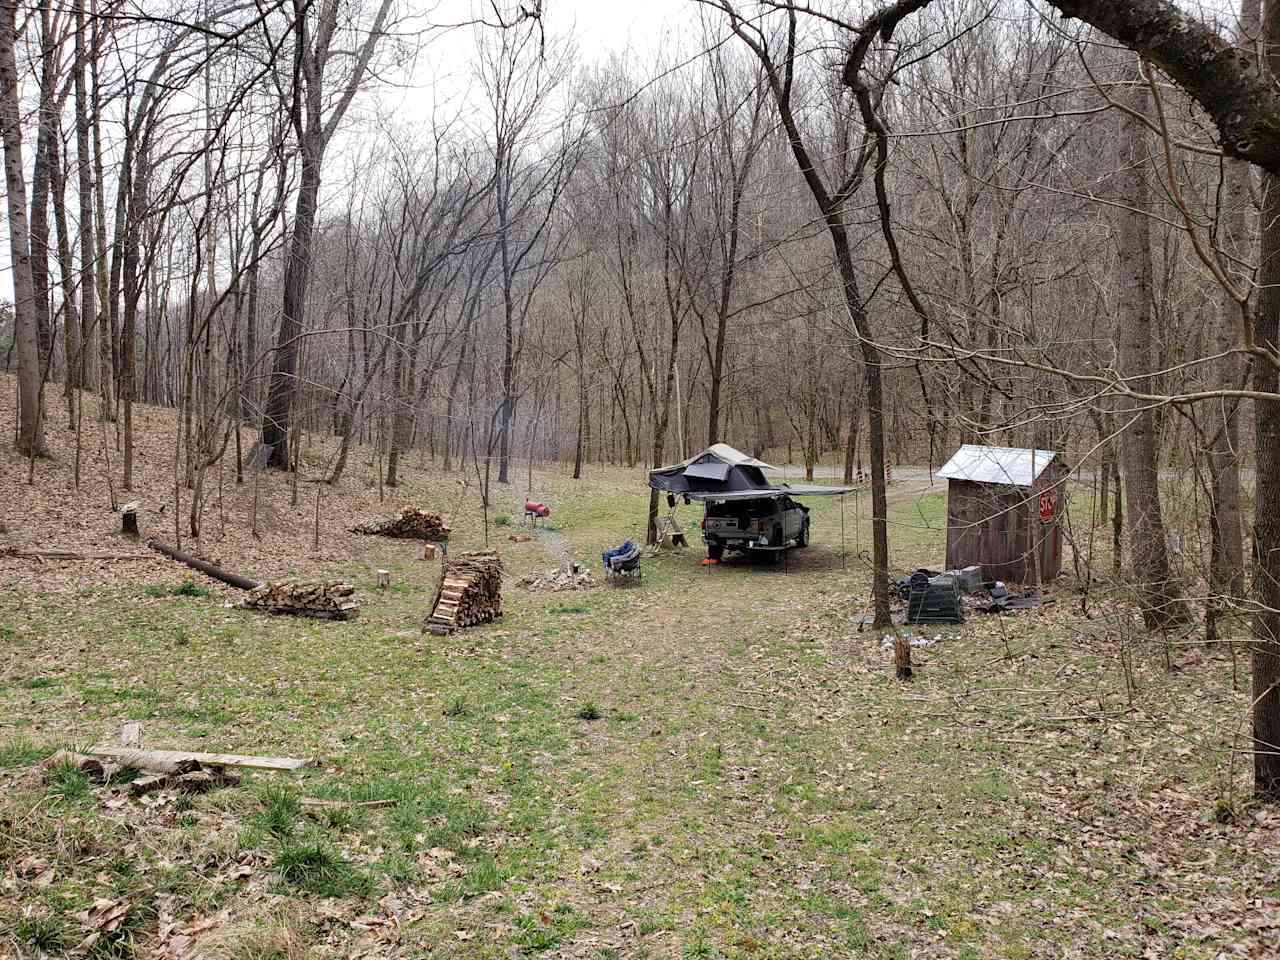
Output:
(88, 746), (307, 773)
(3, 547), (151, 561)
(129, 767), (241, 796)
(145, 539), (260, 590)
(87, 748), (202, 775)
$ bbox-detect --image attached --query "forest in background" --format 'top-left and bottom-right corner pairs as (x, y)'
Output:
(6, 0), (1280, 799)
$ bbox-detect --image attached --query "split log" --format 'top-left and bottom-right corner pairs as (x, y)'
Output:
(240, 579), (359, 620)
(146, 539), (260, 590)
(128, 774), (170, 796)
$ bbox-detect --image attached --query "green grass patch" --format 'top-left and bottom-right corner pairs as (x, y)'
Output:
(45, 758), (92, 801)
(274, 837), (372, 898)
(0, 737), (53, 769)
(254, 785), (302, 839)
(143, 578), (213, 599)
(13, 913), (70, 953)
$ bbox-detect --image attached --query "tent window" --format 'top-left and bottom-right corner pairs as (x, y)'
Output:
(685, 462), (731, 481)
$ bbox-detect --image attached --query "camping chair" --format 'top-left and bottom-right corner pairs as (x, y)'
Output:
(604, 541), (642, 583)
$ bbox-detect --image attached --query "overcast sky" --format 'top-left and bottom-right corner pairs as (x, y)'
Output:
(379, 0), (696, 121)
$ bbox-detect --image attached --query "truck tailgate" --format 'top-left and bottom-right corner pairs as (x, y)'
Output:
(705, 517), (744, 534)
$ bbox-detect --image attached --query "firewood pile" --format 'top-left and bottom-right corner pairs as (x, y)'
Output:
(516, 565), (596, 592)
(352, 508), (450, 542)
(240, 579), (360, 620)
(425, 551), (503, 633)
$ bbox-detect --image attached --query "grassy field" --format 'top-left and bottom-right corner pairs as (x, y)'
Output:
(1, 466), (1275, 959)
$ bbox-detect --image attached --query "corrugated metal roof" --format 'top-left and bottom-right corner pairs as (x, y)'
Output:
(936, 445), (1059, 487)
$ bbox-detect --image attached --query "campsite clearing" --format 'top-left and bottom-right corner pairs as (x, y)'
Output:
(0, 465), (1275, 958)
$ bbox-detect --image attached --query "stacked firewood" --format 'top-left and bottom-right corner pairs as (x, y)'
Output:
(240, 579), (360, 620)
(425, 551), (503, 633)
(352, 508), (450, 541)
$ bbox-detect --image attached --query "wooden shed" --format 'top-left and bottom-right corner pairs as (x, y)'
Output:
(937, 445), (1069, 584)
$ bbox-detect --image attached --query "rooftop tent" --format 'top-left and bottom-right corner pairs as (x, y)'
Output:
(649, 443), (855, 499)
(648, 443), (778, 494)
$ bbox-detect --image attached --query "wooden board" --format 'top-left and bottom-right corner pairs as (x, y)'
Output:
(88, 746), (307, 772)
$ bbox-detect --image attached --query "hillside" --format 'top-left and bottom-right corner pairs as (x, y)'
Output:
(0, 375), (633, 596)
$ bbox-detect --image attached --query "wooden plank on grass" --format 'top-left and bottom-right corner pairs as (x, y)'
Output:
(88, 746), (307, 772)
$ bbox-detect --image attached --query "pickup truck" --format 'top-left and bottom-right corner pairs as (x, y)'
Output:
(701, 495), (809, 562)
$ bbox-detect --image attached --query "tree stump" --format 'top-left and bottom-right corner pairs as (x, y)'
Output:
(377, 569), (391, 589)
(121, 502), (139, 538)
(894, 636), (913, 680)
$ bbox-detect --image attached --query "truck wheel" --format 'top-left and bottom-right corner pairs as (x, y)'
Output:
(798, 520), (810, 547)
(708, 543), (724, 561)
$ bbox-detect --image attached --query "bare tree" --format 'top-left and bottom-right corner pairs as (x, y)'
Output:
(475, 24), (578, 485)
(714, 1), (894, 625)
(260, 0), (394, 469)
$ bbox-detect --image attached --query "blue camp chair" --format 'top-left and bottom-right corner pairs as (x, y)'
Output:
(603, 540), (642, 582)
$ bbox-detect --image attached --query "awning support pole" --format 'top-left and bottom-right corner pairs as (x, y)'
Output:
(841, 493), (847, 571)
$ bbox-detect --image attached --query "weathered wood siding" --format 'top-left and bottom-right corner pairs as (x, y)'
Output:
(944, 460), (1067, 583)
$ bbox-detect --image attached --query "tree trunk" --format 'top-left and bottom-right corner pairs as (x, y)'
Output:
(29, 10), (57, 381)
(1206, 0), (1257, 644)
(261, 0), (394, 468)
(1, 0), (46, 457)
(262, 136), (321, 469)
(1114, 69), (1189, 631)
(1251, 0), (1280, 803)
(51, 124), (81, 425)
(91, 0), (113, 422)
(74, 0), (97, 394)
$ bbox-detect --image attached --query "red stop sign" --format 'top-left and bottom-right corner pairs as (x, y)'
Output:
(1039, 490), (1057, 523)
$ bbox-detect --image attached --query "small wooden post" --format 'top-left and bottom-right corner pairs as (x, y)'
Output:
(121, 502), (140, 538)
(894, 635), (913, 680)
(376, 569), (391, 589)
